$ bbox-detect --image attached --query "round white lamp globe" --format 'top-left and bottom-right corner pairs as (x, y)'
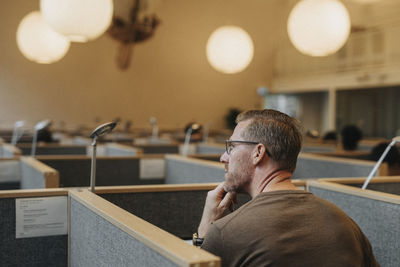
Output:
(40, 0), (113, 42)
(206, 26), (254, 74)
(287, 0), (351, 57)
(16, 11), (70, 64)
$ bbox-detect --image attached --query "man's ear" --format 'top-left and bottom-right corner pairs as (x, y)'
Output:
(252, 144), (267, 165)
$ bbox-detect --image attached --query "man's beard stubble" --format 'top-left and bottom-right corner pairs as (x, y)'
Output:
(223, 162), (253, 194)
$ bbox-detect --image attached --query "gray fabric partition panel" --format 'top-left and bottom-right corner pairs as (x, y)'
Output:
(135, 145), (179, 154)
(40, 158), (163, 187)
(292, 157), (373, 179)
(0, 161), (20, 189)
(0, 198), (67, 267)
(20, 160), (45, 189)
(301, 146), (336, 153)
(196, 144), (225, 154)
(18, 146), (87, 156)
(165, 158), (225, 184)
(100, 191), (251, 239)
(308, 186), (400, 267)
(348, 182), (400, 195)
(70, 198), (179, 267)
(1, 145), (18, 158)
(105, 146), (137, 156)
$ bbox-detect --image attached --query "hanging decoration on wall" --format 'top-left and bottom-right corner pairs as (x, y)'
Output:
(287, 0), (351, 57)
(40, 0), (114, 42)
(16, 11), (70, 64)
(108, 0), (161, 70)
(206, 26), (254, 74)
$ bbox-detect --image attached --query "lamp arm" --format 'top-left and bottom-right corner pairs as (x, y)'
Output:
(30, 130), (38, 157)
(182, 128), (193, 157)
(90, 136), (98, 193)
(362, 140), (396, 190)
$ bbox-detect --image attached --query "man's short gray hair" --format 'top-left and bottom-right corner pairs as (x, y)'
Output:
(236, 109), (302, 172)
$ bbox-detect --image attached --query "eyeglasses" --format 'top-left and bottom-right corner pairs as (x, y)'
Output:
(225, 140), (271, 156)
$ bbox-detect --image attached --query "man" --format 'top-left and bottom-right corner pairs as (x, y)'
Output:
(196, 109), (379, 267)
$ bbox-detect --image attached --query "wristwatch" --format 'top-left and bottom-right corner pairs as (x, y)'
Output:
(192, 233), (204, 246)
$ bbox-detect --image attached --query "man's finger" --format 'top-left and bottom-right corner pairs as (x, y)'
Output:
(218, 191), (236, 209)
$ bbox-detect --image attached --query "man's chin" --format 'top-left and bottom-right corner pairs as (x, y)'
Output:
(223, 183), (238, 193)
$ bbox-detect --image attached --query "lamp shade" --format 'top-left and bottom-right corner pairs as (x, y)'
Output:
(206, 26), (254, 74)
(40, 0), (113, 42)
(287, 0), (351, 57)
(16, 11), (70, 64)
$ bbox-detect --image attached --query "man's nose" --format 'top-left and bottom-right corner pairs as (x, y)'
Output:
(220, 151), (229, 163)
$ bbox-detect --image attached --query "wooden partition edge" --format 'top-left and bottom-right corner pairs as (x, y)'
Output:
(306, 180), (400, 205)
(45, 171), (60, 188)
(166, 154), (224, 169)
(87, 180), (305, 195)
(3, 144), (22, 156)
(190, 153), (221, 158)
(317, 176), (400, 184)
(21, 156), (60, 188)
(0, 188), (68, 198)
(292, 180), (306, 187)
(299, 152), (377, 166)
(21, 156), (58, 173)
(133, 141), (179, 147)
(0, 157), (20, 161)
(94, 183), (221, 194)
(377, 163), (389, 176)
(35, 154), (164, 160)
(69, 189), (221, 267)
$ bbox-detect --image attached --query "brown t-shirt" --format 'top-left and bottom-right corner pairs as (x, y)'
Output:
(201, 190), (379, 267)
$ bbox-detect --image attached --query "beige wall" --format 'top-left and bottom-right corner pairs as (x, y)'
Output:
(0, 0), (284, 131)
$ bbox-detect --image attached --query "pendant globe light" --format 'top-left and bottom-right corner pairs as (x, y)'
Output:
(206, 26), (254, 74)
(16, 11), (70, 64)
(287, 0), (351, 57)
(40, 0), (113, 42)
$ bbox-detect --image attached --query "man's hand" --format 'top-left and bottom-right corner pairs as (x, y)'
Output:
(197, 182), (237, 238)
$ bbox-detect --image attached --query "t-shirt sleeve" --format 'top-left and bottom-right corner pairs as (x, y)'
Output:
(201, 223), (224, 258)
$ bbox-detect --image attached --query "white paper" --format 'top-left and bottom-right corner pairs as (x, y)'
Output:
(139, 158), (165, 179)
(15, 196), (68, 238)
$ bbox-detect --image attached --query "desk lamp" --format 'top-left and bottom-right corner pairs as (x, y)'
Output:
(362, 136), (400, 190)
(31, 119), (52, 157)
(89, 122), (117, 192)
(11, 120), (25, 146)
(182, 123), (201, 157)
(150, 117), (158, 140)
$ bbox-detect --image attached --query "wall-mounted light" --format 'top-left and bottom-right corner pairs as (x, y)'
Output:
(287, 0), (351, 57)
(16, 11), (70, 64)
(40, 0), (113, 42)
(206, 26), (254, 74)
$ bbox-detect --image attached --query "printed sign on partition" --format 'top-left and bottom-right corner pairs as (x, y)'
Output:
(15, 196), (68, 238)
(139, 158), (165, 179)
